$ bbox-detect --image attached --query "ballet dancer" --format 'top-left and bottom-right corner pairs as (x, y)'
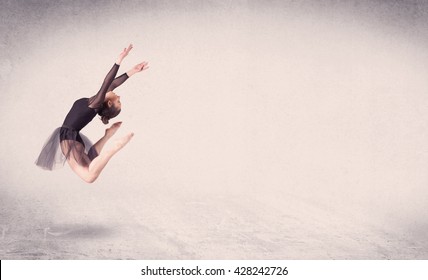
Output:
(35, 44), (149, 183)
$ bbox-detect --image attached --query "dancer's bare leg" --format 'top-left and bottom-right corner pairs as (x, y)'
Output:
(88, 132), (134, 178)
(88, 122), (122, 159)
(65, 132), (134, 183)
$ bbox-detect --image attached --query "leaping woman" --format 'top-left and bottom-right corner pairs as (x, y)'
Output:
(35, 44), (149, 183)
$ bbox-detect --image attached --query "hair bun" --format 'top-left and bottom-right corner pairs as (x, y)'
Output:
(101, 115), (110, 125)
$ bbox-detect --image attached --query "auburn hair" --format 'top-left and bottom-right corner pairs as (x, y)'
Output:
(98, 102), (121, 124)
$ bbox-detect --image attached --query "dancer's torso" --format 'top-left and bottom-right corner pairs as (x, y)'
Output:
(62, 98), (97, 131)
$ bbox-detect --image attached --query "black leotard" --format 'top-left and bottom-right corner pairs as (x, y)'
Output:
(62, 63), (128, 132)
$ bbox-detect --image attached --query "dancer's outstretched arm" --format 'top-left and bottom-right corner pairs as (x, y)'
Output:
(88, 44), (133, 108)
(107, 61), (149, 92)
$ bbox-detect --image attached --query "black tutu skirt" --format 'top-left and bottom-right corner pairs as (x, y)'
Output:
(35, 126), (95, 170)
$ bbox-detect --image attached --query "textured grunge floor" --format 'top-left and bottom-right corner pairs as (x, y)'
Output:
(1, 184), (427, 260)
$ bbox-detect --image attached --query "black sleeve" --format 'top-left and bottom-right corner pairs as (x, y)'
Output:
(88, 63), (120, 109)
(107, 73), (129, 92)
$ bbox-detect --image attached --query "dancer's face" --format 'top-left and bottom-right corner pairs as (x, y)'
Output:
(106, 91), (122, 110)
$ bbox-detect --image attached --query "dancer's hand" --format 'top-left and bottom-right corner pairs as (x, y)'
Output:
(127, 61), (149, 77)
(117, 44), (133, 64)
(133, 61), (149, 72)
